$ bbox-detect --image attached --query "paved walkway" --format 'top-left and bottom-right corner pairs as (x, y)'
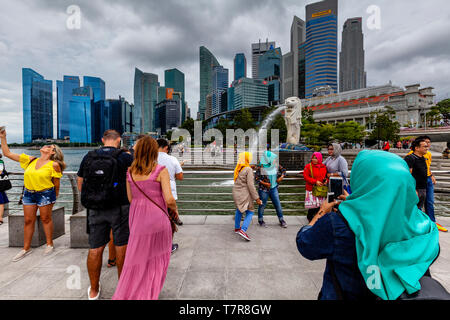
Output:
(0, 215), (449, 300)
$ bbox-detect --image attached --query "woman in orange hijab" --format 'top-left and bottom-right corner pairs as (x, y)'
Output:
(232, 152), (262, 241)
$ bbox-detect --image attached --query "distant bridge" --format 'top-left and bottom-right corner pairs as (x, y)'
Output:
(399, 127), (450, 142)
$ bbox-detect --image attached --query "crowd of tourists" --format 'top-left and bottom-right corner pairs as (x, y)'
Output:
(0, 125), (449, 300)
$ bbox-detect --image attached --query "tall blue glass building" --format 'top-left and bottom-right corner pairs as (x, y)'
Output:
(69, 87), (93, 143)
(199, 46), (220, 120)
(305, 0), (338, 98)
(234, 53), (247, 81)
(134, 68), (159, 133)
(258, 47), (282, 105)
(22, 68), (53, 143)
(83, 76), (105, 103)
(211, 66), (228, 116)
(57, 76), (80, 139)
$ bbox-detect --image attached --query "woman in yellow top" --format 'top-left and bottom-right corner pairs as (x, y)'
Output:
(0, 129), (66, 262)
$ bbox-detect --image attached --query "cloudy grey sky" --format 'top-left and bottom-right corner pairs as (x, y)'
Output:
(1, 0), (450, 143)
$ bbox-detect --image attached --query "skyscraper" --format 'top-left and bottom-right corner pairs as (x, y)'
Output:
(56, 76), (80, 140)
(259, 47), (282, 105)
(83, 76), (105, 103)
(340, 17), (366, 92)
(282, 16), (306, 100)
(165, 68), (186, 121)
(22, 68), (53, 143)
(69, 86), (93, 143)
(305, 0), (338, 98)
(232, 78), (269, 110)
(251, 40), (276, 79)
(234, 53), (247, 81)
(211, 65), (228, 116)
(199, 46), (220, 120)
(134, 68), (159, 133)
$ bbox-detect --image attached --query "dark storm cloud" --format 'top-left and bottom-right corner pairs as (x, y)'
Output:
(1, 0), (450, 143)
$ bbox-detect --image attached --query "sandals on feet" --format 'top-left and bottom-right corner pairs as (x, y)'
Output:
(107, 258), (116, 268)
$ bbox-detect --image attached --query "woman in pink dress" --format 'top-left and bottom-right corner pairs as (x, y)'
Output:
(112, 136), (178, 300)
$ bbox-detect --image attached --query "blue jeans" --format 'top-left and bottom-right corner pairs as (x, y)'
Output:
(258, 187), (284, 222)
(425, 176), (436, 222)
(235, 209), (254, 232)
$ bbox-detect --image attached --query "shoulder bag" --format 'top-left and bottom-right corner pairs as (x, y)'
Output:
(0, 161), (12, 192)
(310, 164), (328, 198)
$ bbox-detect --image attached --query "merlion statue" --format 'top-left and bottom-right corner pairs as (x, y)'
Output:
(284, 97), (302, 145)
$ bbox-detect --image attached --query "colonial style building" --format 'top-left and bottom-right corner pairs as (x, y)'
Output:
(303, 83), (435, 128)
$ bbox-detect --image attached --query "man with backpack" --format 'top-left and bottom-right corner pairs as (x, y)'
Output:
(77, 130), (133, 300)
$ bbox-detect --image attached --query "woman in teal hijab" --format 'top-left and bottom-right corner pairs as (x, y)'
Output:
(340, 150), (439, 300)
(297, 150), (439, 300)
(255, 151), (288, 228)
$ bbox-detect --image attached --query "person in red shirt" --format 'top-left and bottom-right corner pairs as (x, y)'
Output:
(383, 141), (390, 151)
(303, 152), (328, 222)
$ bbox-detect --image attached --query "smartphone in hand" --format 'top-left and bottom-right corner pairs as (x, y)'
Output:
(329, 177), (343, 198)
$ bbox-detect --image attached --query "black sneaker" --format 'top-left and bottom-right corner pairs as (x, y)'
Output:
(280, 220), (287, 228)
(171, 244), (179, 253)
(258, 220), (267, 228)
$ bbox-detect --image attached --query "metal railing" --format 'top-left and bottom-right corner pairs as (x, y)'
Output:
(4, 170), (450, 216)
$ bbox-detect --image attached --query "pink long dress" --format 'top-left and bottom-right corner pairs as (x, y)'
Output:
(112, 165), (172, 300)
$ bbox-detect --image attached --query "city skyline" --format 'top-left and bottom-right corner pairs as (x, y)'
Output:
(2, 0), (450, 142)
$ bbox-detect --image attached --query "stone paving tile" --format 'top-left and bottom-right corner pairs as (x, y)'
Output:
(178, 271), (226, 300)
(0, 216), (448, 300)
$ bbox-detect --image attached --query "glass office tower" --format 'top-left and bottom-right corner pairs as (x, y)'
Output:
(305, 0), (338, 98)
(69, 87), (93, 143)
(83, 76), (105, 103)
(134, 68), (159, 133)
(22, 68), (53, 143)
(211, 66), (229, 116)
(234, 53), (247, 81)
(199, 46), (220, 120)
(165, 68), (186, 122)
(57, 76), (80, 139)
(259, 47), (282, 105)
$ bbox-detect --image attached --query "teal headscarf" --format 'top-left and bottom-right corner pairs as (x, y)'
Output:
(339, 150), (439, 300)
(260, 151), (278, 189)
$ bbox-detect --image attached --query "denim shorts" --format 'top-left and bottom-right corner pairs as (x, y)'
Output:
(22, 188), (56, 207)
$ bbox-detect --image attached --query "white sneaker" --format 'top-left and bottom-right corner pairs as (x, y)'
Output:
(12, 249), (33, 262)
(44, 245), (54, 255)
(88, 284), (101, 300)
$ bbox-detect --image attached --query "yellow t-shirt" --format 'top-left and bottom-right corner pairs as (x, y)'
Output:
(407, 150), (432, 176)
(19, 154), (63, 191)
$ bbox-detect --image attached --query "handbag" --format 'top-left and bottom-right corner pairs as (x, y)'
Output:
(341, 173), (352, 195)
(130, 172), (178, 234)
(310, 164), (328, 198)
(0, 169), (12, 192)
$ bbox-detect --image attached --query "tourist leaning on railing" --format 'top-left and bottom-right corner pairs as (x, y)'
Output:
(0, 128), (66, 262)
(297, 150), (440, 300)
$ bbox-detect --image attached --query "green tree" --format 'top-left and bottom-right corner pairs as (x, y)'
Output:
(318, 123), (335, 144)
(437, 99), (450, 124)
(302, 107), (315, 125)
(334, 121), (366, 143)
(180, 117), (195, 137)
(368, 106), (400, 144)
(301, 123), (321, 145)
(233, 108), (256, 131)
(425, 106), (442, 127)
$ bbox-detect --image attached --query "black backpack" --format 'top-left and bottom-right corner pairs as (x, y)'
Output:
(80, 148), (124, 210)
